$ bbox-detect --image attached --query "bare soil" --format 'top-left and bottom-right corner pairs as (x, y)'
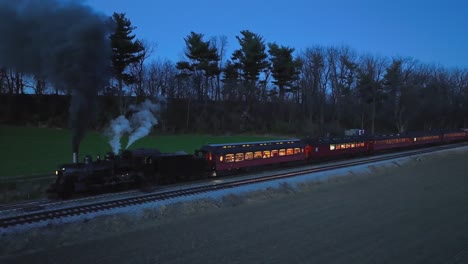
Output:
(2, 148), (468, 264)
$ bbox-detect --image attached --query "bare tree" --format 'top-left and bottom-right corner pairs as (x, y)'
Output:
(146, 60), (161, 97)
(0, 67), (6, 94)
(327, 46), (358, 124)
(356, 54), (387, 134)
(3, 69), (25, 94)
(145, 59), (178, 98)
(451, 68), (468, 127)
(129, 40), (153, 101)
(21, 75), (48, 95)
(34, 76), (47, 95)
(210, 35), (228, 101)
(298, 47), (330, 135)
(382, 57), (417, 132)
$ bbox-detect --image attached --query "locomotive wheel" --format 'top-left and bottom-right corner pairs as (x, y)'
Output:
(57, 179), (74, 199)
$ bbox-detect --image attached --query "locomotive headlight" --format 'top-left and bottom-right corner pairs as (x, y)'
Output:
(55, 169), (64, 176)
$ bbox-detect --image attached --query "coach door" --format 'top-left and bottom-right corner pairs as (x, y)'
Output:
(304, 145), (313, 160)
(367, 141), (374, 152)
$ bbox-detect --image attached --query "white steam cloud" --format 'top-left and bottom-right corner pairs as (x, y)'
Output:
(105, 99), (162, 154)
(106, 115), (132, 154)
(126, 109), (158, 149)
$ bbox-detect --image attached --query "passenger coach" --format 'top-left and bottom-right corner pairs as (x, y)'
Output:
(197, 140), (305, 175)
(409, 131), (442, 146)
(369, 131), (443, 151)
(443, 130), (466, 142)
(301, 137), (367, 159)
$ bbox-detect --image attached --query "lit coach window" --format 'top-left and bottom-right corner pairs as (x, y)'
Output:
(225, 154), (235, 162)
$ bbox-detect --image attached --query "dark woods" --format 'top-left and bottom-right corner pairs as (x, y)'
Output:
(1, 9), (467, 137)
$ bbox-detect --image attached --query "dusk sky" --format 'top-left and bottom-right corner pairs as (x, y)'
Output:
(84, 0), (468, 68)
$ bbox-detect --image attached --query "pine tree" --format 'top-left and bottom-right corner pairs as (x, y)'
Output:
(231, 30), (270, 101)
(268, 43), (301, 101)
(221, 60), (242, 100)
(176, 32), (219, 101)
(110, 12), (144, 114)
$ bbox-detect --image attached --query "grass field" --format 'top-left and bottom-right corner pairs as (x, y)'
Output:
(0, 126), (281, 177)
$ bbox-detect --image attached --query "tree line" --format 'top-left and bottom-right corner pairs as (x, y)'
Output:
(1, 13), (467, 136)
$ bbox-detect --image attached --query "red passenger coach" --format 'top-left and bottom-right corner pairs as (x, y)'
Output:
(198, 139), (306, 175)
(443, 131), (466, 143)
(411, 133), (442, 146)
(369, 131), (444, 151)
(302, 137), (368, 160)
(369, 134), (413, 151)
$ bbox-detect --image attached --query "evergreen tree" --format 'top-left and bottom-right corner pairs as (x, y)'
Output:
(268, 43), (301, 101)
(176, 32), (219, 101)
(221, 60), (242, 100)
(110, 12), (144, 113)
(231, 30), (270, 101)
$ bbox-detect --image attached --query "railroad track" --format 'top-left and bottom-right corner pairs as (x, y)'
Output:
(0, 199), (49, 212)
(0, 143), (465, 229)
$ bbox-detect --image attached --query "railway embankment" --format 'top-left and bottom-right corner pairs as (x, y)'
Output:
(1, 145), (468, 263)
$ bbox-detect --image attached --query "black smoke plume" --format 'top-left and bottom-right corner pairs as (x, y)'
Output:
(0, 0), (113, 156)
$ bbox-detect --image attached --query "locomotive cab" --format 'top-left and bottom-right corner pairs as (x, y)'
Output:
(195, 149), (217, 176)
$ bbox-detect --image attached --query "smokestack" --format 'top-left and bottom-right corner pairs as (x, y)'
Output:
(73, 152), (78, 164)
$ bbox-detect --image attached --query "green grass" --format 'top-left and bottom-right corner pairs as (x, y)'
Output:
(0, 126), (281, 177)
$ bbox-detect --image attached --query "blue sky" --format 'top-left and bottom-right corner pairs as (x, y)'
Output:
(84, 0), (468, 68)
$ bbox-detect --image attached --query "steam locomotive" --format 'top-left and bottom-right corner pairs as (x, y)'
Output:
(47, 129), (468, 198)
(47, 149), (207, 197)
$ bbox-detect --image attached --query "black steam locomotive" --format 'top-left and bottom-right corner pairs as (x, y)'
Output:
(47, 148), (208, 198)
